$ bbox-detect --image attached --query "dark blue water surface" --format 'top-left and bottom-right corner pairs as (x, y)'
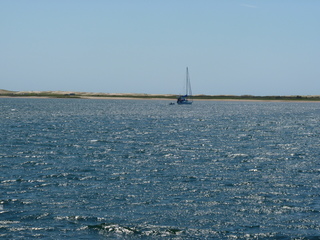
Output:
(1, 98), (320, 239)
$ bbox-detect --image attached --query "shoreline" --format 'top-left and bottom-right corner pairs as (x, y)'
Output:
(1, 90), (320, 102)
(1, 95), (319, 103)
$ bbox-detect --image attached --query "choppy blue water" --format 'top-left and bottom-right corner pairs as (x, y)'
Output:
(1, 98), (320, 239)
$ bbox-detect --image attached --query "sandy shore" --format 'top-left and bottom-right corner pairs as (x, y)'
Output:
(1, 90), (320, 102)
(1, 95), (319, 103)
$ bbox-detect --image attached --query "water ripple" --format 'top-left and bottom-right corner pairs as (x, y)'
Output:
(1, 99), (320, 238)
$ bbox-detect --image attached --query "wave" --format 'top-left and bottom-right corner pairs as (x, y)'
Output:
(88, 223), (184, 238)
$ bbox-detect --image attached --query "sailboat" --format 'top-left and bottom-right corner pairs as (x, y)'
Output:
(177, 67), (193, 105)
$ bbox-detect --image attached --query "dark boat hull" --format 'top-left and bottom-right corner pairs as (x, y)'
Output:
(177, 101), (192, 105)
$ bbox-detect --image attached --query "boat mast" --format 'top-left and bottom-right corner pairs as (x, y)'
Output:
(186, 67), (189, 95)
(186, 67), (192, 96)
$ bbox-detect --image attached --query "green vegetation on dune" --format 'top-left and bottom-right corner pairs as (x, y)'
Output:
(192, 95), (320, 101)
(0, 91), (80, 98)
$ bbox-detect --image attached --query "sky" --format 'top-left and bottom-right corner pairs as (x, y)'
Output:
(1, 0), (320, 96)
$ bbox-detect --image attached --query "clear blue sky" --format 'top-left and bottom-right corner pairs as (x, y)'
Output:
(1, 0), (320, 96)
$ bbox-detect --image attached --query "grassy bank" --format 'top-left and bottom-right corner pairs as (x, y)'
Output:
(192, 95), (320, 101)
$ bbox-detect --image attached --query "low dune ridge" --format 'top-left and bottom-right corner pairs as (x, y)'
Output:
(14, 90), (174, 97)
(1, 89), (320, 101)
(0, 90), (178, 100)
(0, 89), (15, 94)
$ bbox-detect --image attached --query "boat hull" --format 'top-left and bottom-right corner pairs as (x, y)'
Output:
(177, 101), (192, 105)
(177, 95), (192, 105)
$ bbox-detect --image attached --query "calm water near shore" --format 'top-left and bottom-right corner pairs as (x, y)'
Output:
(1, 98), (320, 239)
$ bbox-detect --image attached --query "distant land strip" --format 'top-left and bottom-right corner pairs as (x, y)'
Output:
(1, 89), (320, 101)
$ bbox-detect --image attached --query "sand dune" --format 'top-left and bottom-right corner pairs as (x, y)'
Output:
(1, 89), (320, 101)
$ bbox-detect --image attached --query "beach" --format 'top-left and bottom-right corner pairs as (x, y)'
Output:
(1, 90), (320, 102)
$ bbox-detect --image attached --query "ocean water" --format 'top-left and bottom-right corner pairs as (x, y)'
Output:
(1, 98), (320, 239)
